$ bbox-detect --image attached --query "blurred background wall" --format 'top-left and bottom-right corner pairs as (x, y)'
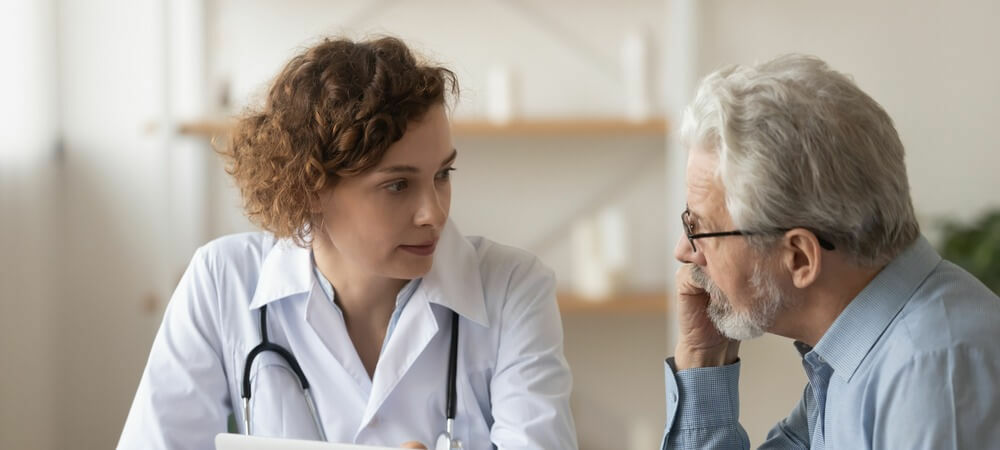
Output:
(1, 1), (998, 449)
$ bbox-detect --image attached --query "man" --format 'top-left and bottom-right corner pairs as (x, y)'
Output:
(663, 54), (1000, 449)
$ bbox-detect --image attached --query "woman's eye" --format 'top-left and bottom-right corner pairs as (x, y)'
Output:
(436, 167), (456, 181)
(386, 180), (408, 192)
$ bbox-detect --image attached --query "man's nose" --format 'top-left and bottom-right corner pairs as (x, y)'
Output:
(674, 233), (695, 264)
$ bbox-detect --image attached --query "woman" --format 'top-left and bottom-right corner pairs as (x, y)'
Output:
(118, 37), (577, 449)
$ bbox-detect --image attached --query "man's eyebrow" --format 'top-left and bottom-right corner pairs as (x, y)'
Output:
(686, 205), (713, 229)
(686, 204), (701, 220)
(376, 148), (458, 174)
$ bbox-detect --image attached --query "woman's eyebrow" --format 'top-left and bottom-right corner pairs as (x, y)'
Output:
(440, 148), (458, 167)
(376, 165), (419, 174)
(376, 148), (458, 174)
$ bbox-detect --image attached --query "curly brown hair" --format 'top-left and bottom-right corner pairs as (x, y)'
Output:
(221, 36), (457, 246)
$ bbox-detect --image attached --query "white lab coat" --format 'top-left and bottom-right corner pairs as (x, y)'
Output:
(118, 220), (577, 449)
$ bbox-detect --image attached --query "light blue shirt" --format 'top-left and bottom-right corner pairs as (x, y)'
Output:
(662, 236), (1000, 449)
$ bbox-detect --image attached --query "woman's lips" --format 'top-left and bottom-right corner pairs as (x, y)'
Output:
(399, 241), (437, 256)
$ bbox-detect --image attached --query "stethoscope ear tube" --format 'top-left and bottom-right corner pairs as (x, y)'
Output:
(242, 306), (311, 395)
(241, 305), (315, 435)
(302, 387), (328, 441)
(241, 305), (460, 446)
(445, 310), (459, 420)
(436, 311), (462, 449)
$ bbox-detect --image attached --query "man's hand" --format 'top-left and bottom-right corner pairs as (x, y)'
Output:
(674, 264), (740, 370)
(399, 442), (426, 449)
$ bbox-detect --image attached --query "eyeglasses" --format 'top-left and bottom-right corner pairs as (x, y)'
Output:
(681, 208), (836, 253)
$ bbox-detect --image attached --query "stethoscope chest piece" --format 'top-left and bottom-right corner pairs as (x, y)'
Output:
(435, 431), (462, 450)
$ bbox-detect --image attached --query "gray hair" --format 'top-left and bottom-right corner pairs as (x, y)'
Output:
(680, 54), (919, 267)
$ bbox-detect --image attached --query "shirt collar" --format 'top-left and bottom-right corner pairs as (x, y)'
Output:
(248, 219), (489, 327)
(810, 235), (941, 382)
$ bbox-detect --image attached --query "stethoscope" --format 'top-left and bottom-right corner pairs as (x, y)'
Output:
(241, 304), (462, 449)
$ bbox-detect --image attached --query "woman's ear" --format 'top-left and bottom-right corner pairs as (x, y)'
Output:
(781, 229), (823, 289)
(307, 190), (331, 239)
(308, 188), (330, 214)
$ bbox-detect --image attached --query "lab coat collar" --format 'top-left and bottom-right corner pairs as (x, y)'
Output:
(249, 238), (314, 310)
(248, 220), (489, 328)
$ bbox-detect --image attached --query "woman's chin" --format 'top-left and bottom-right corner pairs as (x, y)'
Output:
(386, 254), (435, 280)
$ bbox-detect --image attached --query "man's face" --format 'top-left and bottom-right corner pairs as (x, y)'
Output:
(673, 147), (797, 340)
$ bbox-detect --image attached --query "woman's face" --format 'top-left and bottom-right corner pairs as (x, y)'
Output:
(316, 103), (455, 281)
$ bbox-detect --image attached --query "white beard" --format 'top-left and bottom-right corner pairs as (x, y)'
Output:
(690, 261), (789, 341)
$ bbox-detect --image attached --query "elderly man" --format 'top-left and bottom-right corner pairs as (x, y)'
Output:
(663, 54), (1000, 449)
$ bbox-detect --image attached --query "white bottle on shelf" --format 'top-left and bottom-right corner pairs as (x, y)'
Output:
(621, 29), (651, 122)
(570, 206), (630, 300)
(571, 217), (611, 300)
(486, 64), (515, 125)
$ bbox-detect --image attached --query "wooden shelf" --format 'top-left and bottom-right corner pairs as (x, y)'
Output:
(452, 118), (668, 136)
(557, 291), (669, 315)
(177, 118), (234, 137)
(174, 117), (668, 139)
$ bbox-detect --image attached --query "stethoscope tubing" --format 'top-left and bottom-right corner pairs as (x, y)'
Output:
(241, 304), (460, 446)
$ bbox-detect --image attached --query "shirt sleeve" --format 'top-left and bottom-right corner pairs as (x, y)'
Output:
(873, 346), (1000, 449)
(662, 358), (750, 449)
(662, 359), (811, 450)
(759, 385), (811, 449)
(118, 246), (231, 449)
(488, 259), (578, 450)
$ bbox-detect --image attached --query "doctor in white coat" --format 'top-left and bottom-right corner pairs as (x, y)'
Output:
(118, 36), (577, 450)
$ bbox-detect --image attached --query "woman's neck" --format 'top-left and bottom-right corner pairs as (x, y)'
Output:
(312, 236), (408, 378)
(311, 238), (407, 323)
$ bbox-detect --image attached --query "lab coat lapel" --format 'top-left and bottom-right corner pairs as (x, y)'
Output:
(358, 220), (488, 428)
(305, 280), (374, 396)
(249, 238), (374, 394)
(358, 292), (440, 429)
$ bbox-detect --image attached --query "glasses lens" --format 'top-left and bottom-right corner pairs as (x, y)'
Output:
(681, 210), (697, 253)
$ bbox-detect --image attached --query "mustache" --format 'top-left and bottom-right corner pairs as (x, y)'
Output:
(689, 264), (711, 290)
(689, 264), (730, 308)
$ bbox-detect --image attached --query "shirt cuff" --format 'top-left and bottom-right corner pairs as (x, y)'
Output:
(665, 357), (742, 430)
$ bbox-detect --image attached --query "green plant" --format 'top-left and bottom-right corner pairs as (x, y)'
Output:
(939, 210), (1000, 295)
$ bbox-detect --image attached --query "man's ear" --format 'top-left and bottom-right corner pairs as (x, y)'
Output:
(781, 228), (823, 289)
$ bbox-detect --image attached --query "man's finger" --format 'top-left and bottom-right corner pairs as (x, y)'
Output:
(675, 264), (707, 297)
